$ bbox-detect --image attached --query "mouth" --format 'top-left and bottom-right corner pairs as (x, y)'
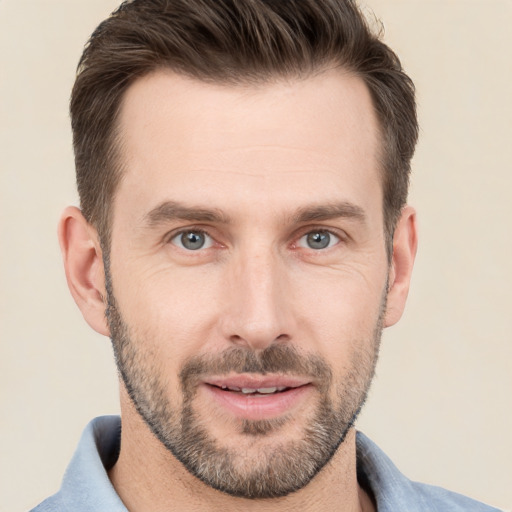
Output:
(201, 375), (313, 421)
(214, 384), (292, 396)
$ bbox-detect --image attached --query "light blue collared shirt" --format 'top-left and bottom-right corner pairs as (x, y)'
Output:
(31, 416), (503, 511)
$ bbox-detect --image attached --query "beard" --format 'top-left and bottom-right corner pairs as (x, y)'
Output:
(105, 265), (384, 499)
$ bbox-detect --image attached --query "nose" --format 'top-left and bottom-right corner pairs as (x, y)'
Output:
(220, 246), (294, 351)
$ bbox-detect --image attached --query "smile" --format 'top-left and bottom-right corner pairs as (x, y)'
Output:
(201, 376), (313, 421)
(218, 385), (289, 395)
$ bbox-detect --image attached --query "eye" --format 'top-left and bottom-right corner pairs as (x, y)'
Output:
(298, 230), (340, 250)
(170, 230), (213, 251)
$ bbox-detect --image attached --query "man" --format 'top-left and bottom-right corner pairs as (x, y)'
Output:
(32, 0), (502, 511)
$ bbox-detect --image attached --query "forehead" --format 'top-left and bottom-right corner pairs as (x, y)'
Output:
(114, 68), (382, 222)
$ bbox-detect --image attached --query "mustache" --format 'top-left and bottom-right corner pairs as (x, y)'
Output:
(180, 344), (332, 392)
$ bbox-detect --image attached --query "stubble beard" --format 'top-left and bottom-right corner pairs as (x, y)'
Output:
(104, 265), (384, 499)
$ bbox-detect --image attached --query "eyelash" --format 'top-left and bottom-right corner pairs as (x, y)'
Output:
(296, 229), (341, 250)
(168, 228), (214, 251)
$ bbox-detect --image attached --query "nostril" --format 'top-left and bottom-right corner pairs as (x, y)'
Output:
(228, 332), (290, 351)
(228, 334), (245, 346)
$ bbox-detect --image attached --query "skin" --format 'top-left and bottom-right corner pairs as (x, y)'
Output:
(59, 68), (417, 511)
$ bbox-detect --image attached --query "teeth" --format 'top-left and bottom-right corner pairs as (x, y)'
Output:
(241, 386), (284, 394)
(220, 385), (290, 394)
(256, 387), (278, 394)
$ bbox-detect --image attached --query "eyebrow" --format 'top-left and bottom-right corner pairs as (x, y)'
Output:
(292, 202), (367, 224)
(144, 201), (231, 227)
(143, 200), (366, 228)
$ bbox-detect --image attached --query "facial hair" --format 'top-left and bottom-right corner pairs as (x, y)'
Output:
(104, 263), (384, 499)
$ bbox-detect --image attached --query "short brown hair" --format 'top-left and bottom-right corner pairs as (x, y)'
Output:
(71, 0), (418, 249)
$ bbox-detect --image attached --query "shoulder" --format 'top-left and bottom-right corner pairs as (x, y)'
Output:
(30, 493), (63, 512)
(409, 480), (504, 512)
(356, 431), (504, 512)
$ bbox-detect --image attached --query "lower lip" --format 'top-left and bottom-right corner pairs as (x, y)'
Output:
(202, 384), (312, 421)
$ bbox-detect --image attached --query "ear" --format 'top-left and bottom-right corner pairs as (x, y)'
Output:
(58, 206), (110, 336)
(384, 205), (418, 327)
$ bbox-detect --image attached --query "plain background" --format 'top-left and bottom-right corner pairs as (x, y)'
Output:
(1, 1), (511, 511)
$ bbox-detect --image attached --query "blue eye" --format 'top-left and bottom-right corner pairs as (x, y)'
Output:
(299, 230), (339, 250)
(171, 230), (213, 251)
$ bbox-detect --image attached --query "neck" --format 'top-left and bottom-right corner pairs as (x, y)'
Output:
(109, 391), (374, 512)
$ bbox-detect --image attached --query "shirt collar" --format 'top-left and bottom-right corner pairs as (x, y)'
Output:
(59, 416), (126, 511)
(56, 416), (497, 512)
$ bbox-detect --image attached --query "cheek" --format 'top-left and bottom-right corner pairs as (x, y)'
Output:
(292, 267), (386, 356)
(113, 262), (225, 359)
(110, 241), (387, 371)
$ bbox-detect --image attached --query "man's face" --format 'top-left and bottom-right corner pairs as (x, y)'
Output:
(106, 69), (390, 498)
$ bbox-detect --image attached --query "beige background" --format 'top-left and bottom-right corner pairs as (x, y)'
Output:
(1, 1), (511, 511)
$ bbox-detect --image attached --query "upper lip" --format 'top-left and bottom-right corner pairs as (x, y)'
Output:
(204, 375), (312, 390)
